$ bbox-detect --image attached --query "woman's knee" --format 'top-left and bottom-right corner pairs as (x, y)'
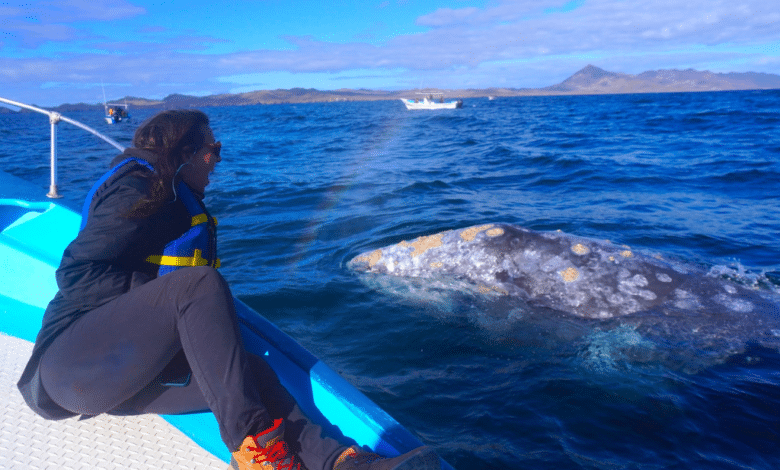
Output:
(166, 267), (235, 324)
(169, 266), (229, 295)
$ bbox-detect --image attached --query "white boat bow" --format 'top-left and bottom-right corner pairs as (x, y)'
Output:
(401, 93), (463, 110)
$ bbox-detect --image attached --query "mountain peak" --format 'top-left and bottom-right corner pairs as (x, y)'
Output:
(543, 65), (622, 92)
(572, 65), (618, 80)
(546, 65), (780, 95)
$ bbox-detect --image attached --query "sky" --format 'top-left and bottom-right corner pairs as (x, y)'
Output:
(1, 0), (779, 106)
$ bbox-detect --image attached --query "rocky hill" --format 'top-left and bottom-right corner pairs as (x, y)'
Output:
(543, 65), (780, 94)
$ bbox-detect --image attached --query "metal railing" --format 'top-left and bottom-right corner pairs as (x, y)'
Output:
(0, 97), (126, 198)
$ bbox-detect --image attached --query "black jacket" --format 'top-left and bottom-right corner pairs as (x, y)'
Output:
(17, 148), (197, 419)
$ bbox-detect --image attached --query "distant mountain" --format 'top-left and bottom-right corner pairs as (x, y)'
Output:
(543, 65), (780, 94)
(4, 66), (779, 112)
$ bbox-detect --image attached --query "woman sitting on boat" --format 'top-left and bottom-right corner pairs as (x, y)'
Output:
(17, 109), (441, 470)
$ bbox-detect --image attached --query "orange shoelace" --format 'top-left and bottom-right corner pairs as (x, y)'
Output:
(246, 440), (302, 470)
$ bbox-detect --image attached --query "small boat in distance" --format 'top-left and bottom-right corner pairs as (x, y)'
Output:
(401, 92), (463, 110)
(102, 83), (130, 124)
(104, 101), (130, 124)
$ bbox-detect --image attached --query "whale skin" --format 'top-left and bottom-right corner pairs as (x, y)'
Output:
(348, 223), (779, 320)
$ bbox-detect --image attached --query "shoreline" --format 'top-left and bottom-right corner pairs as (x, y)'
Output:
(3, 65), (780, 112)
(3, 86), (779, 114)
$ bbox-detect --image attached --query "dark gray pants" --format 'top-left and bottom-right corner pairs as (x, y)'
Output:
(39, 266), (345, 470)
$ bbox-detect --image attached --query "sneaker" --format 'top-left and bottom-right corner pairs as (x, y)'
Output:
(332, 445), (441, 470)
(231, 418), (305, 470)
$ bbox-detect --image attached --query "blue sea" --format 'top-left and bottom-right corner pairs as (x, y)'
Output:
(2, 90), (780, 469)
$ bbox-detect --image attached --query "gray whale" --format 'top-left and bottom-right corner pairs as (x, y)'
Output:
(348, 223), (779, 320)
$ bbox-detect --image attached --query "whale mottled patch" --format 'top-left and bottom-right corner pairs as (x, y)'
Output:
(460, 224), (494, 242)
(486, 228), (504, 237)
(399, 233), (445, 257)
(571, 243), (589, 255)
(621, 250), (633, 258)
(560, 267), (580, 282)
(354, 249), (383, 268)
(715, 293), (754, 313)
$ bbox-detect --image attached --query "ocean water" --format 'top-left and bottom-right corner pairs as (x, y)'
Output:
(2, 90), (780, 469)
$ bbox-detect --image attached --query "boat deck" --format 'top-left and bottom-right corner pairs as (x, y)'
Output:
(0, 332), (227, 469)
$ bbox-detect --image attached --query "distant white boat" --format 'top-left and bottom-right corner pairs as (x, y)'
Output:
(401, 93), (463, 110)
(102, 83), (130, 124)
(104, 101), (130, 124)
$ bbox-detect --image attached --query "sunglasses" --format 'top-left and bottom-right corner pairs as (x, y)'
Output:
(196, 141), (222, 159)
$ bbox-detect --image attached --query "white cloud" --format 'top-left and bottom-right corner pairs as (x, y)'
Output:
(3, 23), (80, 47)
(32, 0), (145, 22)
(1, 0), (146, 48)
(416, 7), (481, 27)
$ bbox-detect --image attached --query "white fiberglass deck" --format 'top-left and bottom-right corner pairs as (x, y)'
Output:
(0, 333), (227, 470)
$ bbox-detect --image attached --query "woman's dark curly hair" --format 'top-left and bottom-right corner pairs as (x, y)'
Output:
(127, 109), (210, 217)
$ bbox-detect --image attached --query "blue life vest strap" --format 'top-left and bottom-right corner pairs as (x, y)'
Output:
(145, 180), (220, 273)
